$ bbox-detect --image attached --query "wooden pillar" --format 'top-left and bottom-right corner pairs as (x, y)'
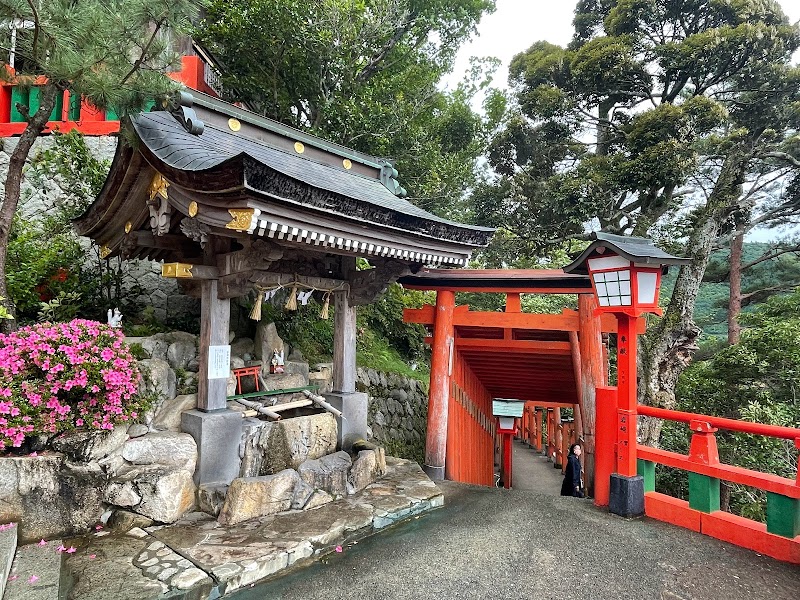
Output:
(578, 294), (604, 494)
(425, 290), (455, 481)
(568, 331), (585, 443)
(197, 279), (230, 411)
(332, 290), (357, 393)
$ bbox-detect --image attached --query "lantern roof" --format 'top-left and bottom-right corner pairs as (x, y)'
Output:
(563, 233), (690, 275)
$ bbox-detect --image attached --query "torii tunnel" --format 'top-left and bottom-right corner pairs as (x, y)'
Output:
(400, 268), (644, 488)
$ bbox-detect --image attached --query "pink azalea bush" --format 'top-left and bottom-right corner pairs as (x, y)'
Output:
(0, 319), (142, 451)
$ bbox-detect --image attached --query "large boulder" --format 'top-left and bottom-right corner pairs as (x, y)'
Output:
(260, 372), (306, 392)
(51, 427), (129, 462)
(254, 322), (284, 361)
(230, 337), (255, 358)
(218, 469), (300, 525)
(0, 455), (105, 543)
(140, 338), (168, 361)
(121, 432), (197, 473)
(240, 413), (337, 477)
(138, 358), (177, 402)
(132, 468), (196, 523)
(166, 340), (197, 371)
(152, 394), (198, 432)
(297, 451), (351, 497)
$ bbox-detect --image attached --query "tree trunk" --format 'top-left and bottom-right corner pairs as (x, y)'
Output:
(728, 230), (744, 345)
(0, 83), (59, 330)
(638, 150), (751, 446)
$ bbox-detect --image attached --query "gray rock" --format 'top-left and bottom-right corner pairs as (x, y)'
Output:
(291, 479), (314, 510)
(348, 449), (382, 494)
(152, 394), (197, 432)
(0, 455), (105, 543)
(231, 337), (255, 357)
(218, 469), (300, 525)
(140, 338), (168, 361)
(51, 426), (129, 462)
(240, 413), (337, 477)
(106, 509), (153, 532)
(166, 340), (197, 371)
(138, 358), (177, 401)
(298, 451), (352, 497)
(0, 524), (16, 600)
(283, 360), (309, 383)
(259, 372), (306, 391)
(121, 432), (197, 472)
(172, 567), (212, 590)
(230, 355), (245, 370)
(127, 424), (149, 438)
(374, 410), (386, 426)
(198, 483), (228, 516)
(104, 481), (142, 507)
(390, 388), (408, 403)
(303, 489), (334, 510)
(254, 321), (284, 360)
(133, 468), (196, 523)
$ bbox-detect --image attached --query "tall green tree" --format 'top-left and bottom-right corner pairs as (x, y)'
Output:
(476, 0), (800, 443)
(0, 0), (202, 327)
(195, 0), (500, 217)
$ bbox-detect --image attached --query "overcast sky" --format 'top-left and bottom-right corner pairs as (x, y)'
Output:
(446, 0), (800, 241)
(447, 0), (800, 90)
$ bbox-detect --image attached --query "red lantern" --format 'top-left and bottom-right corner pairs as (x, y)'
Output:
(585, 249), (663, 317)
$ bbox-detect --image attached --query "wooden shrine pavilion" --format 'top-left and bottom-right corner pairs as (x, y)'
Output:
(75, 91), (493, 485)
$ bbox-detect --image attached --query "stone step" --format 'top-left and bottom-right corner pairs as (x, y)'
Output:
(0, 524), (17, 599)
(4, 539), (62, 600)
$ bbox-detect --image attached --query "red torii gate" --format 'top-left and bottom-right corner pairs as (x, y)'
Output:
(401, 269), (644, 488)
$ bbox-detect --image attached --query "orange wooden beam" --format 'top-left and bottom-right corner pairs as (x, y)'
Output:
(454, 338), (572, 354)
(404, 306), (644, 334)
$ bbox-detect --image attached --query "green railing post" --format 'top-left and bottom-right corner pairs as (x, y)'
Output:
(766, 492), (800, 538)
(637, 458), (655, 493)
(688, 473), (720, 513)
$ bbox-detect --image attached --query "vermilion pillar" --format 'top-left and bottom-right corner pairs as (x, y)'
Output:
(615, 313), (638, 477)
(578, 294), (604, 494)
(424, 290), (455, 480)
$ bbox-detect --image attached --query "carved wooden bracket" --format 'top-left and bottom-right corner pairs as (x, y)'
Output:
(180, 218), (211, 249)
(349, 259), (410, 306)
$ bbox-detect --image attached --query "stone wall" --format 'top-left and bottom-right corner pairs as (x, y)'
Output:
(355, 368), (428, 461)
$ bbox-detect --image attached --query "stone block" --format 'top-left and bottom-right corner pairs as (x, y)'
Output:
(348, 450), (381, 494)
(323, 392), (368, 449)
(291, 479), (314, 510)
(230, 337), (255, 358)
(304, 490), (334, 510)
(0, 455), (105, 543)
(122, 432), (197, 472)
(5, 535), (61, 600)
(239, 413), (337, 477)
(283, 360), (309, 384)
(152, 394), (198, 432)
(259, 372), (306, 391)
(218, 469), (300, 525)
(298, 451), (352, 497)
(133, 468), (196, 523)
(140, 338), (168, 361)
(609, 474), (645, 518)
(181, 409), (243, 486)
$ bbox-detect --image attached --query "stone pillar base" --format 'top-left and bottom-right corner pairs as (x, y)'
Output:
(323, 392), (368, 450)
(423, 464), (445, 481)
(609, 473), (645, 518)
(181, 409), (242, 486)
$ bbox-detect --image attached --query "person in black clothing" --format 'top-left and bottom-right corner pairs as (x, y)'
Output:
(560, 443), (584, 498)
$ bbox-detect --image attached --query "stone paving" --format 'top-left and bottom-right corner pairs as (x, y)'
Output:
(4, 457), (443, 599)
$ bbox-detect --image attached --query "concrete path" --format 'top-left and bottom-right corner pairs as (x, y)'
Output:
(511, 439), (564, 494)
(233, 456), (800, 600)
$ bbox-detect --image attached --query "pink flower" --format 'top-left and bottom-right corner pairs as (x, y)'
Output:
(335, 545), (343, 553)
(38, 539), (46, 546)
(89, 554), (96, 559)
(28, 575), (39, 584)
(56, 545), (66, 553)
(66, 547), (76, 554)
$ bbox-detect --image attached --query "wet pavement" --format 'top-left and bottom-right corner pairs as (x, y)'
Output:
(232, 446), (799, 600)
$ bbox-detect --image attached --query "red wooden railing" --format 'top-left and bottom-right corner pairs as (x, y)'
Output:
(635, 405), (800, 564)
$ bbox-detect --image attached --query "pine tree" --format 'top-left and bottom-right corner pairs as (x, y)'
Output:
(0, 0), (202, 327)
